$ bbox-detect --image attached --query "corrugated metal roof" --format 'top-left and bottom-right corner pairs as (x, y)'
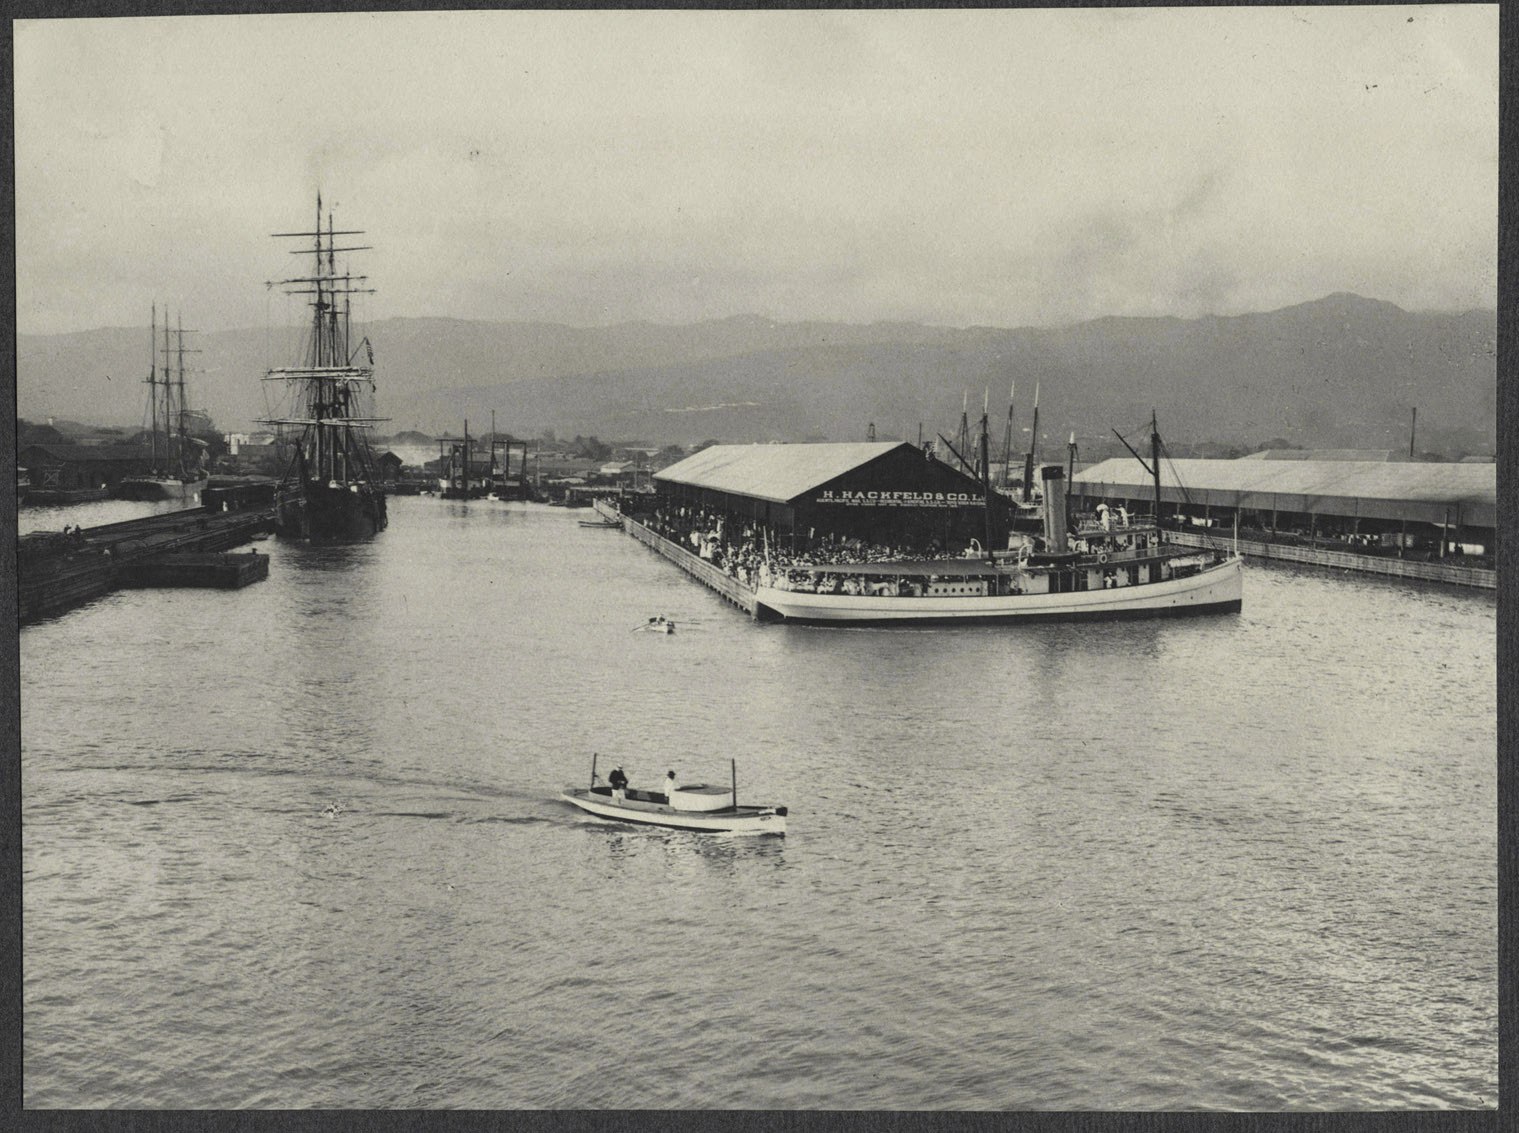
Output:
(655, 442), (906, 504)
(1242, 449), (1395, 462)
(1075, 457), (1495, 506)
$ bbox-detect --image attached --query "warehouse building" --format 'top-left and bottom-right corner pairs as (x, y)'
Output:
(1072, 457), (1496, 557)
(653, 442), (1009, 553)
(18, 443), (153, 493)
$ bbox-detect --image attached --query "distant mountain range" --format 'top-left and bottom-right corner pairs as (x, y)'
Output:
(16, 293), (1496, 456)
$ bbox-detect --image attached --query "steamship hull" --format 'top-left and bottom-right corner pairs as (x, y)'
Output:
(754, 556), (1243, 625)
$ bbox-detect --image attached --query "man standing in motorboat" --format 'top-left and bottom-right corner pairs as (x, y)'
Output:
(609, 764), (629, 803)
(664, 770), (678, 804)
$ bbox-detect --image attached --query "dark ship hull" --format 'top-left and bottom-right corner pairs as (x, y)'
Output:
(276, 480), (388, 541)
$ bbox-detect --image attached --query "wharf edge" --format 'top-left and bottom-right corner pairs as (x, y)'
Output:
(597, 497), (1491, 613)
(1168, 530), (1495, 589)
(597, 498), (757, 616)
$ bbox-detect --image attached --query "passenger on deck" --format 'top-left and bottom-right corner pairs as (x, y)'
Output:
(608, 764), (629, 802)
(665, 770), (678, 803)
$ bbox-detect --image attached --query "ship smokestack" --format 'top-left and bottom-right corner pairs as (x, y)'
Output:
(1041, 466), (1068, 554)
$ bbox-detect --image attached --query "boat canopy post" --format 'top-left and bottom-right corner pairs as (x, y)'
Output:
(590, 752), (597, 791)
(731, 759), (738, 810)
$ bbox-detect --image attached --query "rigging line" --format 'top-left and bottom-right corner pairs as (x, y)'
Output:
(1157, 437), (1194, 508)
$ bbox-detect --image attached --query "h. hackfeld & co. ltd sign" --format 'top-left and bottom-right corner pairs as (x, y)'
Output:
(814, 489), (983, 509)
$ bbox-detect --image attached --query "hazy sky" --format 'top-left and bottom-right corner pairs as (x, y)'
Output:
(14, 6), (1498, 335)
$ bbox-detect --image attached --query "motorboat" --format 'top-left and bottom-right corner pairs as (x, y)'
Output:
(560, 756), (786, 835)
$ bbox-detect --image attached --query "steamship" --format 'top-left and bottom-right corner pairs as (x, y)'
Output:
(750, 415), (1243, 625)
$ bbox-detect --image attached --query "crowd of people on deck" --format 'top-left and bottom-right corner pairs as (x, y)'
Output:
(628, 504), (947, 593)
(620, 500), (1209, 597)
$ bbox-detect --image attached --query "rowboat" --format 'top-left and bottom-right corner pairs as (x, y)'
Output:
(560, 757), (787, 835)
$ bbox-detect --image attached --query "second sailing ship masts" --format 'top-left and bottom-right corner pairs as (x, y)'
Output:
(147, 303), (158, 467)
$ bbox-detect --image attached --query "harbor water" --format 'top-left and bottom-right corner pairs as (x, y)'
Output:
(20, 496), (1497, 1109)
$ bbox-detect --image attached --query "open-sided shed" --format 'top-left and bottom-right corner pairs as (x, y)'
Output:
(1073, 457), (1496, 537)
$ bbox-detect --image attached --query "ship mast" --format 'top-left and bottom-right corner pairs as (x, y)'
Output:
(1150, 409), (1162, 522)
(955, 391), (971, 474)
(1067, 432), (1077, 510)
(175, 313), (187, 476)
(147, 304), (158, 468)
(979, 399), (994, 562)
(1022, 382), (1040, 502)
(263, 193), (378, 487)
(162, 316), (174, 473)
(176, 312), (186, 475)
(1001, 382), (1015, 490)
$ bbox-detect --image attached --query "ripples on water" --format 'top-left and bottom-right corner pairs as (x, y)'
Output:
(21, 497), (1497, 1109)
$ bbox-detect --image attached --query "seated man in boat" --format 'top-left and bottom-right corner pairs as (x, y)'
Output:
(608, 764), (629, 802)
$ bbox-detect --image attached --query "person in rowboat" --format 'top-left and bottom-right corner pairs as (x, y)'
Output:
(608, 764), (628, 802)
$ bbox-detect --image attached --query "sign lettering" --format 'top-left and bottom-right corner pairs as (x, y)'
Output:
(814, 489), (983, 508)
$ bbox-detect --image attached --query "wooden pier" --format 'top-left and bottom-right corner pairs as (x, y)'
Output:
(19, 505), (276, 624)
(596, 499), (757, 616)
(118, 551), (270, 590)
(1168, 530), (1496, 590)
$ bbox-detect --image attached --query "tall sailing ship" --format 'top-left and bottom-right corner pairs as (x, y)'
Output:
(119, 304), (210, 501)
(262, 196), (388, 540)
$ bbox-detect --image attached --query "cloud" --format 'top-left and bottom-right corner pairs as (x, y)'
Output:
(14, 7), (1499, 335)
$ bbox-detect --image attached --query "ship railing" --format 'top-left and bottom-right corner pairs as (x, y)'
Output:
(1073, 514), (1156, 532)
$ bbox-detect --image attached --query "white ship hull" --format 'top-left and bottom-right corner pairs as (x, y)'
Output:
(754, 556), (1243, 625)
(117, 474), (208, 501)
(560, 788), (787, 835)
